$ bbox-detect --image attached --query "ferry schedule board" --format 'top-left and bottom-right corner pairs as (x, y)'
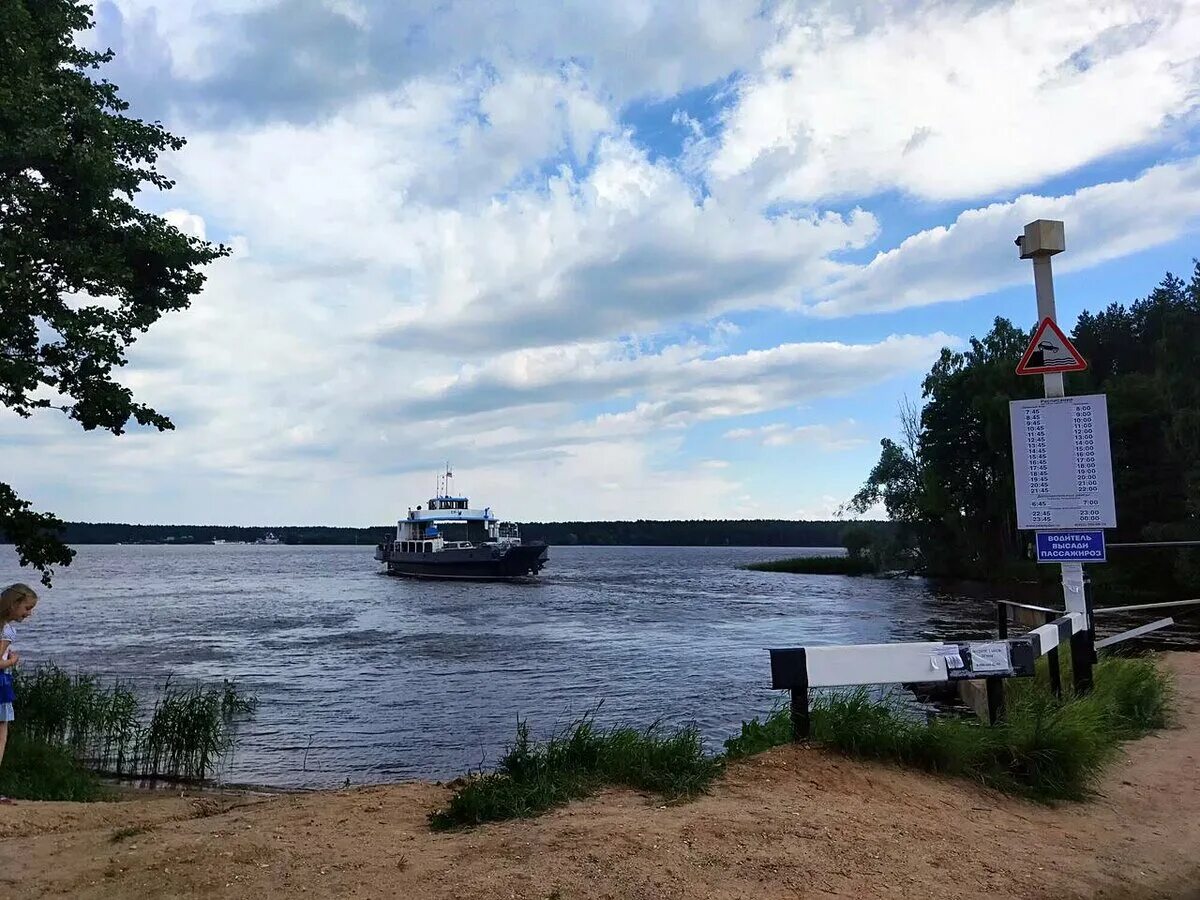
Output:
(1010, 395), (1116, 530)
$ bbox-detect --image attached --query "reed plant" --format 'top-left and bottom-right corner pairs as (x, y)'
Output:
(141, 681), (230, 782)
(5, 664), (257, 797)
(429, 713), (723, 830)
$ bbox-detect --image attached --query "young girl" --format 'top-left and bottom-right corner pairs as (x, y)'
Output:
(1, 583), (39, 773)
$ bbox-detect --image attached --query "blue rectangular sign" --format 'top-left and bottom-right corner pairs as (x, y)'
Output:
(1035, 530), (1106, 563)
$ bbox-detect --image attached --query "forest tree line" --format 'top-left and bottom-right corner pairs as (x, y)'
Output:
(519, 520), (890, 547)
(9, 519), (890, 548)
(848, 262), (1200, 592)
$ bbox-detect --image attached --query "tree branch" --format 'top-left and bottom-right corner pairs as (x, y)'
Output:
(0, 482), (75, 587)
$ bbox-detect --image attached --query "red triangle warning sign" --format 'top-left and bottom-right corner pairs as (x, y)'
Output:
(1016, 318), (1087, 375)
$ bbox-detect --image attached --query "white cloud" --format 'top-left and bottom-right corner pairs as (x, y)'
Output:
(709, 0), (1200, 203)
(724, 421), (866, 450)
(162, 209), (207, 240)
(166, 90), (880, 351)
(789, 495), (846, 520)
(100, 0), (773, 119)
(814, 156), (1200, 317)
(397, 333), (956, 423)
(11, 0), (1200, 529)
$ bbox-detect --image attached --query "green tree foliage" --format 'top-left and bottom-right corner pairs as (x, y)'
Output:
(1, 1), (227, 583)
(850, 263), (1200, 587)
(840, 524), (873, 561)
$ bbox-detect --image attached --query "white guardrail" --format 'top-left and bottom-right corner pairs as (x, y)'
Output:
(769, 612), (1090, 738)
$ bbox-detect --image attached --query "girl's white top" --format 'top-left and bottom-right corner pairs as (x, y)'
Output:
(1, 622), (14, 660)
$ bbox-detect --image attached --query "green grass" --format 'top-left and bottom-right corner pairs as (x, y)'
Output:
(0, 731), (110, 802)
(429, 713), (723, 830)
(724, 653), (1173, 803)
(744, 556), (875, 576)
(431, 654), (1174, 829)
(2, 664), (258, 799)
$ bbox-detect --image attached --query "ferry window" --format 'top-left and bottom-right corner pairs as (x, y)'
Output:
(424, 542), (431, 552)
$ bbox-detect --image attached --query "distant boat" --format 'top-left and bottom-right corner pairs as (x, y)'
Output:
(256, 533), (281, 545)
(374, 467), (547, 580)
(211, 539), (227, 545)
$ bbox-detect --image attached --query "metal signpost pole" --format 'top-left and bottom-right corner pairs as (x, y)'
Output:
(1018, 220), (1087, 619)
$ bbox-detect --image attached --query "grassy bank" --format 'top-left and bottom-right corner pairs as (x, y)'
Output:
(1, 665), (257, 801)
(430, 654), (1172, 829)
(725, 654), (1172, 803)
(744, 556), (875, 576)
(429, 714), (723, 830)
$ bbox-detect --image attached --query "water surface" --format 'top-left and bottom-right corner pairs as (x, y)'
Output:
(5, 544), (1190, 787)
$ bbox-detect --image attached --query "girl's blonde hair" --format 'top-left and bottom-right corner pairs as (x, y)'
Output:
(0, 583), (38, 622)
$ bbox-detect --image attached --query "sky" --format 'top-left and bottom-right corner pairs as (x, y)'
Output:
(5, 0), (1200, 526)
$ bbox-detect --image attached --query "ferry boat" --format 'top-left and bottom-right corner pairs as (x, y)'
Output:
(375, 471), (548, 580)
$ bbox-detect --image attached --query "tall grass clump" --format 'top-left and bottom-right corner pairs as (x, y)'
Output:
(723, 653), (1173, 803)
(6, 664), (258, 798)
(14, 666), (141, 771)
(1088, 655), (1173, 737)
(724, 705), (793, 759)
(430, 712), (723, 830)
(0, 731), (110, 802)
(141, 682), (232, 782)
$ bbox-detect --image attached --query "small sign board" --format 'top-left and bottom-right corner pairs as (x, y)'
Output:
(1016, 318), (1087, 375)
(940, 641), (1017, 679)
(966, 642), (1013, 675)
(1010, 395), (1117, 530)
(1035, 530), (1106, 563)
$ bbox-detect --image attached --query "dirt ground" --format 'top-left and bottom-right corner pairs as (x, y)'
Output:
(2, 653), (1199, 900)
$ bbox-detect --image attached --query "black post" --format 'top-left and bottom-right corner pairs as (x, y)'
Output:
(1070, 578), (1095, 695)
(996, 601), (1008, 640)
(985, 676), (1006, 725)
(770, 648), (810, 740)
(1044, 610), (1062, 700)
(790, 686), (811, 741)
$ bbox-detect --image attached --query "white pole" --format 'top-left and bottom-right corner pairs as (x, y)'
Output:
(1031, 256), (1065, 399)
(1019, 220), (1085, 615)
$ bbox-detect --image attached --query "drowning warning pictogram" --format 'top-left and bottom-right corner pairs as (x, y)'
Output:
(1015, 318), (1087, 375)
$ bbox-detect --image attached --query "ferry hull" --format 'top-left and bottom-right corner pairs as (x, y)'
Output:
(377, 542), (548, 580)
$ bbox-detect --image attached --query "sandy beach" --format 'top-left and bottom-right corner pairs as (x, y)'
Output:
(2, 652), (1198, 900)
